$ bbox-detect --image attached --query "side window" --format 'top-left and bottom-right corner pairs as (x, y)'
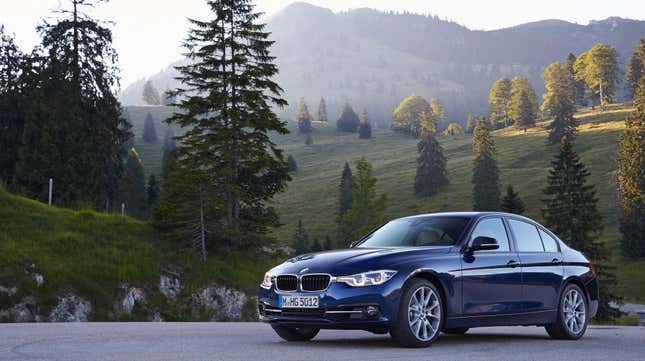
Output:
(470, 218), (510, 252)
(538, 229), (559, 252)
(509, 219), (544, 252)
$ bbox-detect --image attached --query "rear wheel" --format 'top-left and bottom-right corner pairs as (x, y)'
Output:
(271, 325), (320, 341)
(390, 279), (444, 347)
(545, 284), (588, 340)
(443, 328), (469, 335)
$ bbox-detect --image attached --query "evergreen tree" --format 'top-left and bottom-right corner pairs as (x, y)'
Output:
(166, 0), (291, 252)
(15, 0), (131, 208)
(358, 110), (372, 139)
(340, 159), (387, 242)
(626, 39), (645, 101)
(310, 238), (323, 252)
(324, 234), (333, 250)
(338, 161), (353, 224)
(414, 131), (448, 197)
(118, 148), (147, 219)
(500, 185), (525, 214)
(618, 75), (645, 258)
(142, 79), (161, 105)
(566, 53), (587, 107)
(510, 89), (536, 130)
(543, 62), (579, 144)
(574, 44), (620, 111)
(392, 94), (433, 136)
(146, 174), (160, 213)
(305, 133), (313, 146)
(443, 122), (464, 136)
(472, 120), (500, 211)
(489, 77), (512, 128)
(429, 98), (445, 124)
(336, 100), (360, 132)
(296, 97), (313, 134)
(0, 27), (26, 187)
(542, 137), (621, 321)
(143, 112), (158, 142)
(317, 96), (328, 122)
(287, 155), (298, 173)
(294, 218), (309, 254)
(465, 113), (477, 134)
(161, 126), (176, 177)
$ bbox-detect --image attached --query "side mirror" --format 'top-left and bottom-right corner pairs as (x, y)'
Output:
(349, 240), (359, 248)
(468, 236), (499, 252)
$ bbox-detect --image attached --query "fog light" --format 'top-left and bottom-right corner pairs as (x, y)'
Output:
(365, 305), (380, 318)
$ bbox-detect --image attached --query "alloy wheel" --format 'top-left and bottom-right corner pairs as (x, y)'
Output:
(563, 289), (586, 335)
(407, 286), (441, 341)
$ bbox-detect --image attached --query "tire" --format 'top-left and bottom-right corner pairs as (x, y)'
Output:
(545, 284), (588, 340)
(390, 278), (444, 348)
(271, 325), (320, 341)
(443, 328), (469, 335)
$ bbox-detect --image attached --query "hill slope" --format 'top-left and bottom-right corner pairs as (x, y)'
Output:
(119, 3), (645, 126)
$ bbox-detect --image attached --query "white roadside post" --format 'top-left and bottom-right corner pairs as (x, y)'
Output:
(121, 203), (125, 216)
(48, 178), (53, 206)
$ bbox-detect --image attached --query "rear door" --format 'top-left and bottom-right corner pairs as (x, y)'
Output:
(460, 217), (523, 315)
(507, 218), (564, 312)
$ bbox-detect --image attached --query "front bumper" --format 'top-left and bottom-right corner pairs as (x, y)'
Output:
(258, 279), (402, 332)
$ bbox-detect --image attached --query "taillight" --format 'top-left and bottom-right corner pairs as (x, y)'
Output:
(589, 260), (596, 276)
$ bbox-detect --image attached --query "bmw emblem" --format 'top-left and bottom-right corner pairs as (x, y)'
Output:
(298, 268), (309, 274)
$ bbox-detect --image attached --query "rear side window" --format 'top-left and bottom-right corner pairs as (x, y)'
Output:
(508, 219), (544, 252)
(538, 229), (559, 252)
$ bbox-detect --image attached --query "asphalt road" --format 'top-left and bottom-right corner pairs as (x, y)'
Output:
(1, 323), (644, 361)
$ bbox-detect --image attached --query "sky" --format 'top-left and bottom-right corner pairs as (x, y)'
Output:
(1, 0), (643, 88)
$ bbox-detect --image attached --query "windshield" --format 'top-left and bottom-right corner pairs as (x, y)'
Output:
(357, 217), (471, 248)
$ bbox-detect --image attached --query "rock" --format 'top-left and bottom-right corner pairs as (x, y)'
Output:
(151, 312), (163, 322)
(120, 286), (146, 315)
(160, 270), (182, 298)
(33, 273), (44, 287)
(49, 293), (92, 322)
(191, 284), (247, 320)
(0, 285), (17, 296)
(6, 297), (39, 322)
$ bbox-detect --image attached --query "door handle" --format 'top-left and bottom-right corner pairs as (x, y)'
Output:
(551, 258), (562, 265)
(507, 260), (519, 268)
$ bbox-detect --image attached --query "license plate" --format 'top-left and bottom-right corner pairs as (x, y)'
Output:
(278, 295), (319, 308)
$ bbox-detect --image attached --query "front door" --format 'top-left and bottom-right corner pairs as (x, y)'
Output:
(460, 217), (523, 315)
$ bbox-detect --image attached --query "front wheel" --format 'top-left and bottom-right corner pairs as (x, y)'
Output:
(390, 279), (444, 347)
(545, 284), (588, 340)
(271, 325), (320, 341)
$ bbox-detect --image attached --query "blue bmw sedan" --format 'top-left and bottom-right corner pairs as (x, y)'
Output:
(258, 212), (598, 347)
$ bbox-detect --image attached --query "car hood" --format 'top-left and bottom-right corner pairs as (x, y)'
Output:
(270, 247), (451, 276)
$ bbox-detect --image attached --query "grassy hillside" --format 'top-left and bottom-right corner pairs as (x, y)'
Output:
(125, 103), (644, 303)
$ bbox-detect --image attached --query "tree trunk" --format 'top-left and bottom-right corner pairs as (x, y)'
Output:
(599, 80), (605, 112)
(199, 185), (207, 261)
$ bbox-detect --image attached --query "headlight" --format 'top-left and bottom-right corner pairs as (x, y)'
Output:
(260, 272), (273, 289)
(336, 270), (397, 287)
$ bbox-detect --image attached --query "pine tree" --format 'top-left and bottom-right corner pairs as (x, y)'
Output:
(336, 100), (360, 132)
(510, 89), (536, 130)
(358, 110), (372, 139)
(489, 77), (512, 128)
(500, 185), (525, 214)
(542, 137), (621, 321)
(161, 126), (176, 177)
(393, 94), (433, 136)
(118, 148), (147, 219)
(143, 113), (158, 142)
(146, 174), (160, 213)
(287, 155), (298, 173)
(626, 39), (645, 101)
(543, 61), (579, 144)
(566, 53), (587, 107)
(324, 234), (333, 250)
(166, 0), (290, 252)
(618, 75), (645, 258)
(465, 113), (477, 134)
(317, 97), (328, 122)
(15, 0), (131, 208)
(142, 79), (161, 105)
(340, 158), (387, 241)
(338, 161), (353, 224)
(294, 218), (309, 254)
(574, 44), (620, 111)
(414, 134), (448, 197)
(296, 97), (313, 134)
(472, 120), (500, 211)
(429, 98), (445, 124)
(310, 238), (323, 252)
